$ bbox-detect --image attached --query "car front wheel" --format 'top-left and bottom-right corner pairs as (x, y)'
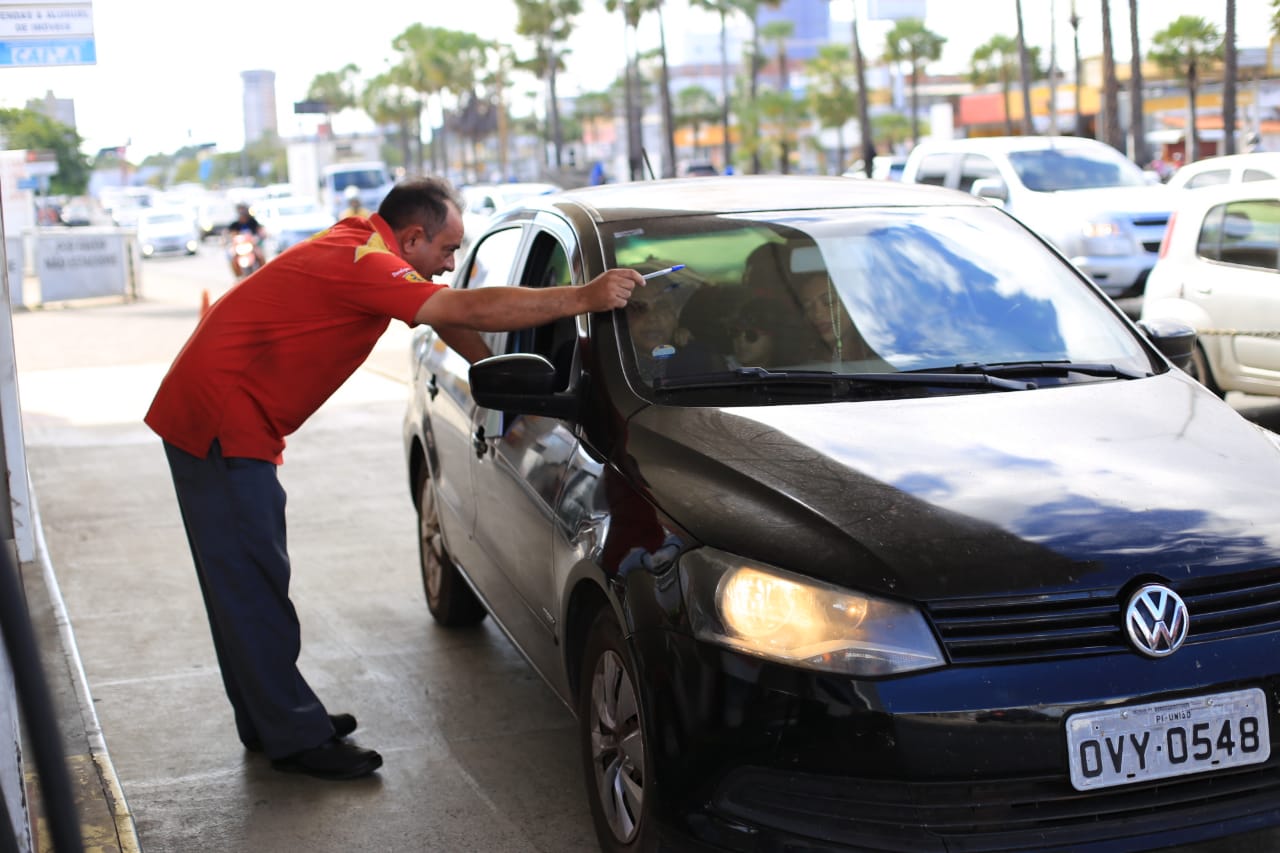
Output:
(416, 466), (486, 627)
(578, 608), (654, 853)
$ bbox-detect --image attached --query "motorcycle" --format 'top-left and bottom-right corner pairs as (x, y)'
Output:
(230, 232), (264, 279)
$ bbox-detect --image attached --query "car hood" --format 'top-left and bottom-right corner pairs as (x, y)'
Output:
(624, 373), (1280, 601)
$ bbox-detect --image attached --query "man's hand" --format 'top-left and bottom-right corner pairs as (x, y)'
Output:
(578, 268), (644, 312)
(416, 267), (645, 331)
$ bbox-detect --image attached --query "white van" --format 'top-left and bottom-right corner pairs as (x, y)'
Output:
(899, 136), (1174, 299)
(322, 161), (394, 220)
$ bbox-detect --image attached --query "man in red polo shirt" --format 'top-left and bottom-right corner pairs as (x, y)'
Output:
(145, 177), (640, 780)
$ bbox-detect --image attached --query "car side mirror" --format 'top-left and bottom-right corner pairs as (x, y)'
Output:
(1137, 318), (1196, 370)
(470, 353), (580, 420)
(970, 177), (1009, 204)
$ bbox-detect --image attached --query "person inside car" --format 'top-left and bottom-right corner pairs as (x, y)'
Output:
(796, 271), (876, 364)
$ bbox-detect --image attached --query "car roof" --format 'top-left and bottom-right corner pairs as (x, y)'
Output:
(1167, 176), (1280, 213)
(908, 135), (1110, 155)
(1168, 151), (1280, 181)
(523, 175), (982, 223)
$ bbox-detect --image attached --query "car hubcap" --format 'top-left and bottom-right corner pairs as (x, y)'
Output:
(418, 479), (444, 600)
(589, 649), (644, 843)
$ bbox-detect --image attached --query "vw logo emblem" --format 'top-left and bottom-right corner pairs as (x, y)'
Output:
(1124, 584), (1190, 658)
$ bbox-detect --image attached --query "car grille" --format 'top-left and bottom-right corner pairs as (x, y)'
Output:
(713, 760), (1280, 852)
(927, 566), (1280, 665)
(1128, 213), (1169, 255)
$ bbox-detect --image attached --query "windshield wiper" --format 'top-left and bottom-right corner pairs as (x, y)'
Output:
(656, 367), (1035, 392)
(949, 361), (1149, 380)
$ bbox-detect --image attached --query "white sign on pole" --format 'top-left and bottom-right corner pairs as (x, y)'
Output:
(0, 1), (95, 67)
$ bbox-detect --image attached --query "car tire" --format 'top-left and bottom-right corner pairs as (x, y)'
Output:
(415, 466), (486, 627)
(1185, 343), (1225, 398)
(578, 608), (655, 853)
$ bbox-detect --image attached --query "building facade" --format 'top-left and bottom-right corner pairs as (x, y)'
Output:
(241, 69), (278, 146)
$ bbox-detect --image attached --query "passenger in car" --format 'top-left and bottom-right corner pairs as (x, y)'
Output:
(626, 276), (723, 381)
(795, 272), (877, 364)
(727, 296), (808, 369)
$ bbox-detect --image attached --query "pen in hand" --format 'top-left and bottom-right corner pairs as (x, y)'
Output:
(642, 264), (686, 280)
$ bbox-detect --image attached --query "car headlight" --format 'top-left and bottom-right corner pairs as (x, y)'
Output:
(681, 547), (945, 677)
(1079, 219), (1136, 257)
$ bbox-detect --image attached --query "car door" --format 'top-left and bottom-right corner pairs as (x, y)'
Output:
(1191, 197), (1280, 378)
(417, 224), (527, 576)
(470, 220), (585, 678)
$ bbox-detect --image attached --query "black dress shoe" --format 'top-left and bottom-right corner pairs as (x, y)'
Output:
(243, 713), (358, 753)
(271, 738), (383, 780)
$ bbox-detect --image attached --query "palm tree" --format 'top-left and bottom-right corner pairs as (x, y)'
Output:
(1100, 0), (1123, 152)
(883, 17), (946, 148)
(1151, 15), (1225, 163)
(393, 25), (482, 175)
(676, 85), (720, 161)
(1014, 0), (1034, 135)
(689, 0), (739, 170)
(1070, 0), (1085, 136)
(604, 0), (647, 179)
(1128, 0), (1148, 164)
(971, 35), (1020, 136)
(761, 19), (795, 173)
(362, 66), (421, 173)
(1222, 0), (1237, 155)
(849, 1), (876, 176)
(306, 64), (362, 133)
(515, 0), (583, 171)
(807, 43), (857, 173)
(729, 0), (783, 174)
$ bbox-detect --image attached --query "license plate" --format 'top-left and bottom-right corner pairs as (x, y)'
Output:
(1065, 688), (1270, 791)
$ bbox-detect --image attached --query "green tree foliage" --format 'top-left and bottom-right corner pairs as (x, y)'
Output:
(1151, 15), (1224, 163)
(675, 85), (720, 159)
(0, 108), (90, 195)
(883, 17), (946, 147)
(515, 0), (582, 170)
(807, 43), (857, 174)
(306, 63), (362, 126)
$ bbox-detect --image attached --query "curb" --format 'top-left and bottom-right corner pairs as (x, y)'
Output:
(28, 488), (141, 853)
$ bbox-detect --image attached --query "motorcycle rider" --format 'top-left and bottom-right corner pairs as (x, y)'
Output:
(226, 202), (266, 278)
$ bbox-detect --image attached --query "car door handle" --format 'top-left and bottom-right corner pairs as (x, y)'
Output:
(427, 374), (439, 400)
(472, 426), (488, 459)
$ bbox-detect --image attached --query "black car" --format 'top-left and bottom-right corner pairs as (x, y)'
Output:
(402, 175), (1280, 853)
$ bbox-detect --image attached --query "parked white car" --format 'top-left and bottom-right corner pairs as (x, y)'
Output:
(1165, 151), (1280, 191)
(900, 136), (1175, 300)
(1140, 179), (1280, 397)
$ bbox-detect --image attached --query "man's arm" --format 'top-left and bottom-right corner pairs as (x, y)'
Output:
(413, 268), (642, 331)
(432, 325), (492, 364)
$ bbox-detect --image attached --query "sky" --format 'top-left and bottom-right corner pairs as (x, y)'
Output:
(0, 0), (1270, 161)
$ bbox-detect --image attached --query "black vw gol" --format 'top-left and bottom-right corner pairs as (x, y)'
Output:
(402, 176), (1280, 852)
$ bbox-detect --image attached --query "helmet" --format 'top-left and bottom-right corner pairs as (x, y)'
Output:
(344, 185), (360, 201)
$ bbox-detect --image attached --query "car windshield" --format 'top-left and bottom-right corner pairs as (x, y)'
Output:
(331, 169), (385, 191)
(610, 206), (1156, 400)
(1007, 146), (1150, 191)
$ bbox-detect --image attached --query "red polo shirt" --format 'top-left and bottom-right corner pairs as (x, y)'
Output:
(145, 214), (445, 463)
